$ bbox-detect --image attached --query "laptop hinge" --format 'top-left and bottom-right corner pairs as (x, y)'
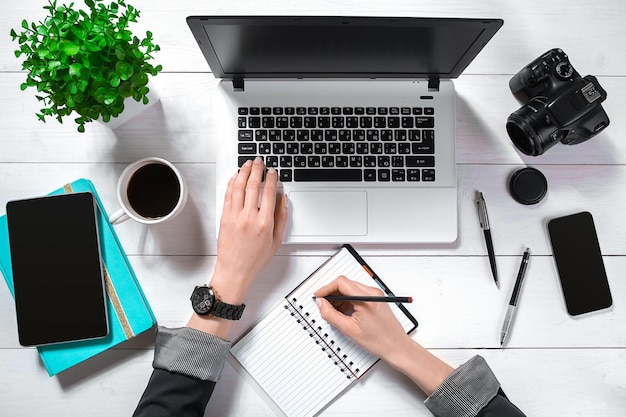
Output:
(233, 78), (245, 92)
(428, 76), (440, 92)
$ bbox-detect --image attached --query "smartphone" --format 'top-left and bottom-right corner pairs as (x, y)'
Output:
(547, 211), (612, 316)
(6, 192), (109, 346)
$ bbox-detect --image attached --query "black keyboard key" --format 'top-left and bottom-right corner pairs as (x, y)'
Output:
(280, 169), (293, 182)
(332, 117), (344, 128)
(324, 130), (338, 141)
(364, 169), (377, 181)
(239, 143), (256, 154)
(322, 156), (335, 167)
(336, 156), (349, 167)
(392, 156), (404, 167)
(339, 130), (352, 141)
(355, 107), (365, 115)
(294, 169), (362, 181)
(280, 156), (293, 167)
(238, 130), (253, 141)
(329, 143), (341, 154)
(311, 129), (324, 141)
(378, 169), (390, 181)
(413, 142), (435, 154)
(272, 107), (283, 115)
(276, 116), (288, 128)
(406, 156), (435, 167)
(269, 130), (281, 141)
(238, 117), (247, 128)
(392, 169), (406, 181)
(415, 116), (435, 128)
(296, 107), (307, 115)
(412, 107), (423, 115)
(294, 156), (307, 167)
(424, 107), (435, 115)
(255, 130), (268, 141)
(350, 156), (363, 167)
(248, 116), (261, 128)
(401, 116), (414, 128)
(259, 143), (271, 154)
(304, 117), (317, 128)
(366, 107), (377, 115)
(308, 156), (321, 167)
(422, 169), (436, 181)
(318, 116), (331, 128)
(250, 107), (260, 115)
(423, 130), (435, 141)
(407, 169), (421, 181)
(409, 130), (421, 141)
(266, 156), (279, 167)
(364, 156), (376, 167)
(238, 156), (256, 167)
(301, 143), (313, 154)
(238, 107), (249, 115)
(342, 107), (354, 115)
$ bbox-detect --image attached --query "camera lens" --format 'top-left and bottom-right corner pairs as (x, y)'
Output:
(506, 99), (562, 156)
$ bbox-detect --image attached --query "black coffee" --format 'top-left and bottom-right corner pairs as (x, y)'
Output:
(127, 163), (181, 219)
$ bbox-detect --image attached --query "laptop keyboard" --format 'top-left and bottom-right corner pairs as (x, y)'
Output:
(237, 106), (435, 183)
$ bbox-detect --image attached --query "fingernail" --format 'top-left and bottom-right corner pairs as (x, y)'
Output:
(267, 167), (277, 175)
(254, 156), (262, 164)
(283, 194), (289, 208)
(315, 298), (323, 309)
(243, 159), (253, 167)
(231, 171), (238, 180)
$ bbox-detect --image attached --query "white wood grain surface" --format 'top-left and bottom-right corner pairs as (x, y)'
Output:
(1, 0), (625, 416)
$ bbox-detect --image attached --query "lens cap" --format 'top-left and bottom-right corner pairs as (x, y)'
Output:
(509, 167), (547, 205)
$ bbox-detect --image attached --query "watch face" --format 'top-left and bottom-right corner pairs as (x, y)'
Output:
(191, 286), (214, 315)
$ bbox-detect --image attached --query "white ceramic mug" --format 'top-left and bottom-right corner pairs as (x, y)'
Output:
(109, 157), (188, 225)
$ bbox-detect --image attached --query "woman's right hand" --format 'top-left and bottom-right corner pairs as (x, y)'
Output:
(314, 275), (413, 362)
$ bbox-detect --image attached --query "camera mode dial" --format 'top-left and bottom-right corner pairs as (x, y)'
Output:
(555, 61), (574, 80)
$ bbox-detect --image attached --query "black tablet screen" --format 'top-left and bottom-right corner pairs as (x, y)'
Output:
(7, 192), (108, 346)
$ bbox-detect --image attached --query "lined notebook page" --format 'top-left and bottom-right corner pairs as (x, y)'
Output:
(230, 246), (417, 417)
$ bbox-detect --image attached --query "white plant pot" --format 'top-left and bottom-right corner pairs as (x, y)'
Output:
(98, 82), (159, 130)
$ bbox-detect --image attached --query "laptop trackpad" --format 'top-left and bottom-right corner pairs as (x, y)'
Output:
(288, 191), (367, 236)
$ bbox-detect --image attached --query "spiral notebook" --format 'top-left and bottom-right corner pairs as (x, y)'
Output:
(228, 244), (418, 417)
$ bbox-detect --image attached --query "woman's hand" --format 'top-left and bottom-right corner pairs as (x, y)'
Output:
(314, 275), (412, 362)
(315, 275), (454, 395)
(188, 157), (288, 338)
(211, 157), (289, 304)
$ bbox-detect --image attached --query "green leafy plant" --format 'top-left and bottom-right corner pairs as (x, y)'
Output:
(10, 0), (162, 132)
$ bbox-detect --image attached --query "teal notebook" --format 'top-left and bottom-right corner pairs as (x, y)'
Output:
(0, 178), (156, 376)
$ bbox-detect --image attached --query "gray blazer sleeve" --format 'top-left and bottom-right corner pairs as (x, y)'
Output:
(132, 326), (232, 417)
(425, 355), (526, 417)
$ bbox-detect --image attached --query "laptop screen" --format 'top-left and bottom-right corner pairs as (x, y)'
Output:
(187, 16), (502, 79)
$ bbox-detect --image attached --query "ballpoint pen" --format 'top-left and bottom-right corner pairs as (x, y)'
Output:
(312, 295), (413, 303)
(500, 248), (531, 346)
(476, 191), (499, 287)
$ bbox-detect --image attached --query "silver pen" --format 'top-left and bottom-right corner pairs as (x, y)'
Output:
(500, 248), (531, 346)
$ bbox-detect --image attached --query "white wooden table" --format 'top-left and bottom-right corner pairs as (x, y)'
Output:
(1, 1), (625, 415)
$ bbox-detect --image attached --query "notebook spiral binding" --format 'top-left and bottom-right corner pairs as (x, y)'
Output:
(284, 298), (360, 379)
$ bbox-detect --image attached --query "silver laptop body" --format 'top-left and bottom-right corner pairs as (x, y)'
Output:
(187, 16), (503, 243)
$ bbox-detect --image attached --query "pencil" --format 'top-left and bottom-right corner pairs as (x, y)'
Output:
(312, 295), (413, 303)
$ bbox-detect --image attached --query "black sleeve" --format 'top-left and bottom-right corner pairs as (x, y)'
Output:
(133, 369), (216, 417)
(477, 388), (526, 417)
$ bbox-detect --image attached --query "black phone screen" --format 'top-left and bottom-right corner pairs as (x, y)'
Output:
(547, 211), (612, 316)
(6, 192), (108, 346)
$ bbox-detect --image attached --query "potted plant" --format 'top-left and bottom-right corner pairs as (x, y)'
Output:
(10, 0), (162, 132)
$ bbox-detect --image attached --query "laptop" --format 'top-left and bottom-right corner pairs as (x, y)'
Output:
(186, 16), (503, 243)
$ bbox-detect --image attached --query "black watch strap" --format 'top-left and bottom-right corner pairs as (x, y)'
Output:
(213, 301), (246, 320)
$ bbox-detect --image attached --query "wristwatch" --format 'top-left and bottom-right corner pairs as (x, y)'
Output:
(190, 285), (246, 320)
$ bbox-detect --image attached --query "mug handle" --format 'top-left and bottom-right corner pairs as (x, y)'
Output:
(109, 209), (130, 225)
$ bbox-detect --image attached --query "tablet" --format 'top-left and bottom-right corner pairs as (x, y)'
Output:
(6, 192), (109, 346)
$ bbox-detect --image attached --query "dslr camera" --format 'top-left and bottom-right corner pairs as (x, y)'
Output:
(506, 48), (610, 156)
